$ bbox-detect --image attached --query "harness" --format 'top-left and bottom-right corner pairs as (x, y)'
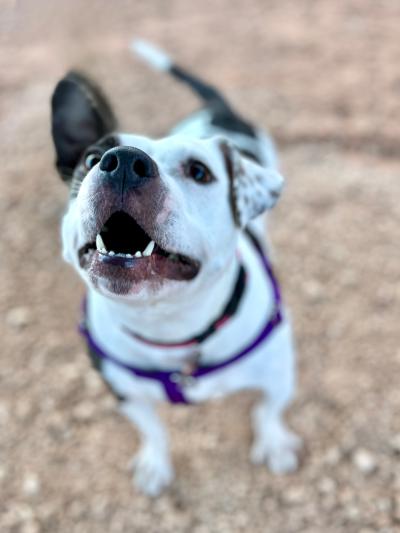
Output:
(79, 230), (283, 404)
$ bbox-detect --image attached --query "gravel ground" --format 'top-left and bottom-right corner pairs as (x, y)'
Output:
(1, 1), (400, 532)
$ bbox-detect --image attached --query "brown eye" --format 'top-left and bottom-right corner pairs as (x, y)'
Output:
(84, 152), (101, 170)
(185, 160), (214, 184)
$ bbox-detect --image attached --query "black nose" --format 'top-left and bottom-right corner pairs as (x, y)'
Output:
(99, 146), (158, 194)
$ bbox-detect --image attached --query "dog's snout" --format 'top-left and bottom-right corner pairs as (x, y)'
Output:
(99, 146), (159, 193)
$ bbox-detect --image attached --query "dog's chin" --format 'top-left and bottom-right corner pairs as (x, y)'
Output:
(79, 248), (200, 296)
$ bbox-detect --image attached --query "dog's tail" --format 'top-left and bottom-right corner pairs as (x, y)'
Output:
(131, 39), (231, 110)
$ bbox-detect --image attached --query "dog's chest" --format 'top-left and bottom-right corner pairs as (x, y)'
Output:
(83, 231), (280, 404)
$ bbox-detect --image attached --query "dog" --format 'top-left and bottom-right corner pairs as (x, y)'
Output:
(51, 40), (301, 496)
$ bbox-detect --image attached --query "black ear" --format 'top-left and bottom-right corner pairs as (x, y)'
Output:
(51, 71), (116, 182)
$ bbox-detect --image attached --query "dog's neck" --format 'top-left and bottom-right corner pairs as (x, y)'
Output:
(88, 255), (240, 343)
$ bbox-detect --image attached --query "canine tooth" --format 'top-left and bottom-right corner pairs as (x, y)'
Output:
(108, 251), (115, 256)
(96, 234), (106, 251)
(101, 248), (107, 254)
(142, 240), (155, 257)
(134, 251), (142, 258)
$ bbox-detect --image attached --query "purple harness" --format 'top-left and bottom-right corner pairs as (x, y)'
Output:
(79, 231), (283, 404)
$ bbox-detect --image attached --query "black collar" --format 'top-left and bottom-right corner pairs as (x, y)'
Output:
(128, 263), (247, 348)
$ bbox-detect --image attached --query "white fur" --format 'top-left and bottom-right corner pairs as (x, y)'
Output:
(61, 75), (300, 497)
(132, 39), (173, 72)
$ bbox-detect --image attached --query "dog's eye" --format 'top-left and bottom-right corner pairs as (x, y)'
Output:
(84, 152), (101, 171)
(185, 160), (214, 184)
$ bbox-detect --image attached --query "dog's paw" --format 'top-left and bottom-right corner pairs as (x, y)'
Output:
(129, 446), (174, 497)
(250, 426), (302, 474)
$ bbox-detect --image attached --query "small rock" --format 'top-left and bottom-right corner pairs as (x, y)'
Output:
(21, 521), (41, 533)
(282, 486), (306, 505)
(302, 279), (323, 303)
(376, 498), (391, 512)
(72, 401), (96, 421)
(352, 448), (377, 474)
(0, 402), (10, 425)
(22, 473), (41, 496)
(0, 465), (8, 482)
(390, 434), (400, 454)
(84, 371), (104, 394)
(15, 399), (33, 421)
(324, 446), (342, 466)
(345, 504), (360, 521)
(393, 495), (400, 522)
(6, 306), (32, 328)
(318, 477), (336, 494)
(62, 363), (82, 383)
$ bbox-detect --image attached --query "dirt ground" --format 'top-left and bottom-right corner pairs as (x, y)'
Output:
(1, 0), (400, 531)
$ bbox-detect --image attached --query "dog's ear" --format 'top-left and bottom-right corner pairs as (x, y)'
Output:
(219, 140), (284, 227)
(51, 71), (116, 182)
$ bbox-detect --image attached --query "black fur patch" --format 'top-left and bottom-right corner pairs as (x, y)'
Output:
(210, 105), (257, 138)
(69, 134), (120, 198)
(51, 71), (116, 182)
(170, 64), (257, 138)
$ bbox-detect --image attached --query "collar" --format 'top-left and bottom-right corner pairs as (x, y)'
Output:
(125, 263), (247, 349)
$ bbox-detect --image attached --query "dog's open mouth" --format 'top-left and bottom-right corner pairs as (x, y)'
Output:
(78, 211), (200, 283)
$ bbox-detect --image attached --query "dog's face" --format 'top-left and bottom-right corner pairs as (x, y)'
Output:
(52, 73), (284, 301)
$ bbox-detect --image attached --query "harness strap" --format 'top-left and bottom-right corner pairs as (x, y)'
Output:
(126, 264), (246, 348)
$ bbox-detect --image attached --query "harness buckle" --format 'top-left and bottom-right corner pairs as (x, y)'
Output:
(170, 372), (196, 387)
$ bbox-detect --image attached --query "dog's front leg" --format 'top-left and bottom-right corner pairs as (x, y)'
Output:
(249, 328), (302, 473)
(250, 394), (302, 474)
(119, 399), (174, 496)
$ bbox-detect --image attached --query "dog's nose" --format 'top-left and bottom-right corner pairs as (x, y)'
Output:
(99, 146), (158, 192)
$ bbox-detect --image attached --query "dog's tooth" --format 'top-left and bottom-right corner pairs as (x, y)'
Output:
(101, 248), (107, 254)
(134, 251), (142, 258)
(108, 250), (115, 256)
(96, 234), (106, 251)
(142, 240), (155, 257)
(126, 253), (133, 258)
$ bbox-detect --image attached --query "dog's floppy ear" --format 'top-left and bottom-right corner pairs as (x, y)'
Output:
(51, 71), (116, 182)
(219, 140), (284, 227)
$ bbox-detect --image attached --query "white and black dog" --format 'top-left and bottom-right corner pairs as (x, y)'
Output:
(51, 41), (301, 496)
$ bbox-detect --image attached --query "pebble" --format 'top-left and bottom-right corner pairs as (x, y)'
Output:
(390, 434), (400, 454)
(0, 402), (10, 425)
(6, 306), (32, 328)
(84, 371), (104, 394)
(345, 504), (361, 521)
(352, 448), (377, 474)
(318, 477), (336, 494)
(62, 363), (82, 383)
(302, 279), (323, 303)
(393, 495), (400, 522)
(22, 473), (41, 496)
(0, 465), (8, 482)
(282, 486), (306, 505)
(324, 446), (342, 466)
(72, 401), (96, 421)
(21, 521), (41, 533)
(15, 399), (33, 421)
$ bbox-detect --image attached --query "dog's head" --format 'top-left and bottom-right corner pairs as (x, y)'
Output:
(51, 73), (284, 301)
